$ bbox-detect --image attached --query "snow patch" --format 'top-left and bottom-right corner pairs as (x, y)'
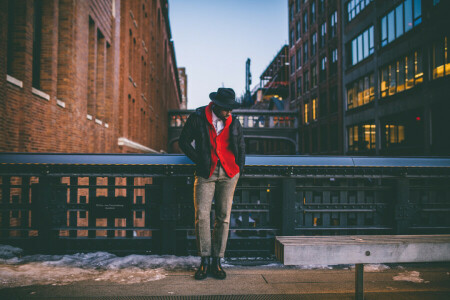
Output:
(393, 271), (428, 283)
(0, 244), (202, 288)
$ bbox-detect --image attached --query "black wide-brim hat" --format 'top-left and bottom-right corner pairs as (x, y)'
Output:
(209, 88), (241, 110)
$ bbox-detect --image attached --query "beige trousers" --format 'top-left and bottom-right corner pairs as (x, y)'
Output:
(193, 162), (240, 257)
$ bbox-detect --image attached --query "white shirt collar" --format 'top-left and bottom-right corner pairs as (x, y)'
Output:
(211, 108), (224, 134)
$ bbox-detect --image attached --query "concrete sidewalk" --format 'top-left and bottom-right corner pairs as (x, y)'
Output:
(1, 264), (449, 299)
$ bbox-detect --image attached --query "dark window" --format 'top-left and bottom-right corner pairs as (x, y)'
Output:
(311, 1), (316, 24)
(312, 127), (318, 153)
(290, 55), (295, 74)
(303, 41), (308, 63)
(7, 0), (26, 79)
(311, 65), (317, 87)
(320, 56), (327, 82)
(330, 86), (338, 112)
(330, 48), (338, 75)
(311, 33), (317, 56)
(32, 0), (43, 89)
(290, 81), (296, 100)
(290, 3), (294, 22)
(290, 29), (294, 47)
(297, 76), (302, 95)
(320, 125), (328, 152)
(304, 70), (309, 91)
(319, 0), (325, 15)
(320, 22), (326, 48)
(319, 91), (327, 116)
(330, 11), (337, 38)
(330, 123), (338, 151)
(296, 21), (301, 40)
(296, 49), (301, 69)
(303, 12), (308, 33)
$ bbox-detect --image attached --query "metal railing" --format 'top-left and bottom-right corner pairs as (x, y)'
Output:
(168, 109), (298, 129)
(1, 153), (449, 257)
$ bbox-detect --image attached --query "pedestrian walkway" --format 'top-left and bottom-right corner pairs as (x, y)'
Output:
(1, 264), (449, 299)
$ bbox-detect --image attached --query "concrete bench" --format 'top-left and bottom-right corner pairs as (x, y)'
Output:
(275, 235), (450, 300)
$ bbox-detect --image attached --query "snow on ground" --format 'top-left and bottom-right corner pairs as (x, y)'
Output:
(0, 244), (393, 288)
(393, 271), (429, 283)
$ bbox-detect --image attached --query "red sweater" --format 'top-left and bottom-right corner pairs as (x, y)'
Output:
(205, 102), (240, 178)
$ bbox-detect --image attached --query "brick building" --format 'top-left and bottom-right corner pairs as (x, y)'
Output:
(342, 0), (450, 155)
(178, 67), (187, 109)
(288, 0), (344, 155)
(0, 0), (181, 153)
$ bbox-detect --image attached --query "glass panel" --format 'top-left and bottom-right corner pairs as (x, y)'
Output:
(404, 0), (413, 32)
(406, 53), (414, 89)
(358, 79), (363, 106)
(363, 76), (369, 104)
(433, 39), (444, 79)
(389, 62), (396, 96)
(312, 98), (316, 120)
(352, 39), (358, 65)
(398, 125), (405, 143)
(369, 74), (374, 100)
(304, 103), (308, 123)
(381, 66), (388, 97)
(369, 26), (374, 54)
(381, 16), (387, 46)
(347, 86), (353, 109)
(414, 0), (422, 25)
(446, 37), (450, 76)
(415, 50), (423, 83)
(358, 34), (363, 62)
(396, 4), (404, 38)
(349, 126), (354, 148)
(397, 58), (405, 92)
(363, 30), (369, 58)
(388, 11), (395, 43)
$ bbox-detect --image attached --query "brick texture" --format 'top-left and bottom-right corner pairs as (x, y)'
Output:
(0, 0), (182, 153)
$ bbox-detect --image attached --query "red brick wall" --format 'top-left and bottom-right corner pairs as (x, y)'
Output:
(0, 0), (181, 153)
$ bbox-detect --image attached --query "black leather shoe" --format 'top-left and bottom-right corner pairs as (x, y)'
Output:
(194, 256), (210, 280)
(211, 257), (226, 279)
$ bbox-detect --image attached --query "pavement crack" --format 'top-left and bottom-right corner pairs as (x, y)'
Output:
(261, 274), (269, 284)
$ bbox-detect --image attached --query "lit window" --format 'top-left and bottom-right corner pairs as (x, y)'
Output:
(432, 36), (449, 79)
(304, 102), (309, 124)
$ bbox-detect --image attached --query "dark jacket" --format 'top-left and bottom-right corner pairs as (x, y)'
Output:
(179, 105), (245, 178)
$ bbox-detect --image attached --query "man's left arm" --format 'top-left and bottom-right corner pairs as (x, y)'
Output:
(236, 120), (246, 173)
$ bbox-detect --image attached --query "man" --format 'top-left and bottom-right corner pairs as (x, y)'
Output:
(179, 87), (245, 280)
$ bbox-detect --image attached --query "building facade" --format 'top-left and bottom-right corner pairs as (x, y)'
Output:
(288, 0), (344, 155)
(342, 0), (450, 155)
(0, 0), (181, 153)
(178, 67), (187, 109)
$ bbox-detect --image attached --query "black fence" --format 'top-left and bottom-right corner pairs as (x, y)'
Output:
(0, 153), (449, 257)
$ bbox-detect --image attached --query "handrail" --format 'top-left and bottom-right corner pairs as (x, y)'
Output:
(0, 153), (449, 168)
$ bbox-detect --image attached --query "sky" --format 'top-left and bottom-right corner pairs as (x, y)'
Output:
(169, 0), (288, 109)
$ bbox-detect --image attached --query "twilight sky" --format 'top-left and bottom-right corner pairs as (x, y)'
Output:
(169, 0), (288, 109)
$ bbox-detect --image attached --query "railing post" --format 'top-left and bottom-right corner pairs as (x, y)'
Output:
(35, 175), (65, 254)
(282, 178), (296, 235)
(159, 175), (178, 254)
(395, 177), (412, 234)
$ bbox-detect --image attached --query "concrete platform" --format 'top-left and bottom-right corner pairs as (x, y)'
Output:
(0, 263), (449, 299)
